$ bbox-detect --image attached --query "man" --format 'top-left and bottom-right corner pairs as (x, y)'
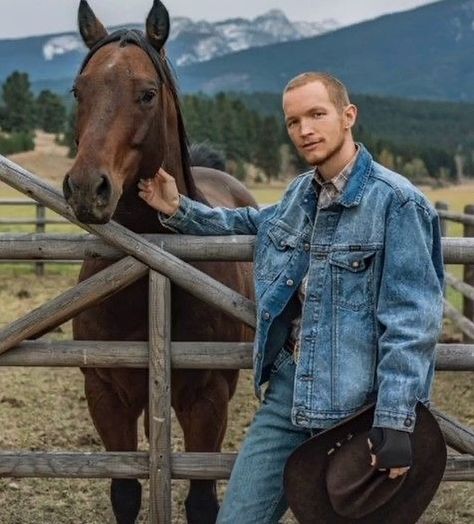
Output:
(138, 72), (444, 523)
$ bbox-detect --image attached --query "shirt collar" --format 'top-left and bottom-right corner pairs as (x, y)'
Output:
(313, 145), (359, 193)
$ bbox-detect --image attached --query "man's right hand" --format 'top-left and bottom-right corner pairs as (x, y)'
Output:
(138, 168), (181, 216)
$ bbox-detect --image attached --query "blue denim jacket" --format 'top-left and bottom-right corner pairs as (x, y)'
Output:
(160, 145), (444, 432)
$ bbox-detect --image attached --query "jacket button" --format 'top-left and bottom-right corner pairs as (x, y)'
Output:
(352, 260), (360, 268)
(304, 243), (310, 251)
(286, 279), (294, 286)
(263, 312), (271, 320)
(280, 240), (285, 247)
(404, 417), (413, 427)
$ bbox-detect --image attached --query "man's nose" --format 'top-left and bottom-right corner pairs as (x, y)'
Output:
(300, 119), (315, 137)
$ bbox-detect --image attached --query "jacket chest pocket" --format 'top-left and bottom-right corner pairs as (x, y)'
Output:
(328, 250), (376, 311)
(255, 223), (299, 282)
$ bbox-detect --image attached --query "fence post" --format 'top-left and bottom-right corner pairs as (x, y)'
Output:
(149, 271), (172, 523)
(436, 202), (449, 298)
(463, 204), (474, 343)
(35, 202), (45, 276)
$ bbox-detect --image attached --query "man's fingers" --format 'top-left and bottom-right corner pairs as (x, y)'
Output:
(388, 466), (410, 479)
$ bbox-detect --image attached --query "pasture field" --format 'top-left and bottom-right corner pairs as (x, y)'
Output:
(0, 139), (473, 522)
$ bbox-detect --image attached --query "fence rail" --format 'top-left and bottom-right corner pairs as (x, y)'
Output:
(1, 156), (474, 522)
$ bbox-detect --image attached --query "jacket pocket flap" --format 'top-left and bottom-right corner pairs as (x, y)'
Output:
(328, 250), (376, 272)
(267, 224), (299, 250)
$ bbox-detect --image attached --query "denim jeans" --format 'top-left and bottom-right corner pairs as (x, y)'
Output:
(217, 346), (320, 523)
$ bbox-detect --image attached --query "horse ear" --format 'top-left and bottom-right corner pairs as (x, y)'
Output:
(146, 0), (170, 52)
(78, 0), (108, 49)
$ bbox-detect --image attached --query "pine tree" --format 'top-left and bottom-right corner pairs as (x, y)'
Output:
(0, 71), (36, 133)
(36, 90), (67, 134)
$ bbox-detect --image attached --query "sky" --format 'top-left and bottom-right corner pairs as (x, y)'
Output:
(0, 0), (439, 39)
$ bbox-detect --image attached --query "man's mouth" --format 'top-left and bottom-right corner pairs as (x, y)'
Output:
(302, 139), (323, 151)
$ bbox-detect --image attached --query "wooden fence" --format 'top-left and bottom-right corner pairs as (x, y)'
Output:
(0, 154), (474, 523)
(0, 198), (70, 275)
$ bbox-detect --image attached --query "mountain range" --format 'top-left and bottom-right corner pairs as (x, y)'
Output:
(0, 0), (472, 102)
(0, 9), (337, 92)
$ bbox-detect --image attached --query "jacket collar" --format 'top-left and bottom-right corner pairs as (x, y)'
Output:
(337, 143), (373, 208)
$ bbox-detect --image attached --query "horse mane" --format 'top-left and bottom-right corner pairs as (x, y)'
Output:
(77, 29), (201, 201)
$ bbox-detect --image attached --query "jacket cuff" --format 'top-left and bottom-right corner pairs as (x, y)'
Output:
(158, 194), (192, 232)
(373, 409), (416, 433)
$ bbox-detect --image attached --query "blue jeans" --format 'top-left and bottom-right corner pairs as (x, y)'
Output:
(217, 346), (320, 523)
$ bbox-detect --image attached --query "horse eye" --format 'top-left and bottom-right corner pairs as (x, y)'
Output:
(70, 87), (78, 99)
(141, 90), (157, 104)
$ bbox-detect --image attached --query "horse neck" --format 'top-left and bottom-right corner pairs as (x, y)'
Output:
(113, 88), (190, 233)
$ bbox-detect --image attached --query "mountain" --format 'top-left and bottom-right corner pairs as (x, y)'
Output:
(176, 0), (474, 102)
(0, 9), (338, 91)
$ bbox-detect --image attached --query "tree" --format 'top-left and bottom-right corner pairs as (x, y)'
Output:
(0, 71), (36, 133)
(254, 116), (281, 179)
(36, 90), (67, 134)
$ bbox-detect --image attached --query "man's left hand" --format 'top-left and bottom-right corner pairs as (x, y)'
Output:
(367, 427), (412, 479)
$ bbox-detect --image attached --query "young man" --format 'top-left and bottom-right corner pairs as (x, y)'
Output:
(138, 72), (444, 523)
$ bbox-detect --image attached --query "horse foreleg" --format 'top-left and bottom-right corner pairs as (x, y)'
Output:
(173, 370), (236, 524)
(83, 368), (147, 524)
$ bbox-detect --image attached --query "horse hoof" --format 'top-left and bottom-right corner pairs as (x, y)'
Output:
(111, 478), (142, 524)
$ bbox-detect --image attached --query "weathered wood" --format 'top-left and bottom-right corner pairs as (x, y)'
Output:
(1, 234), (474, 264)
(463, 204), (474, 343)
(437, 209), (474, 226)
(445, 272), (474, 302)
(149, 273), (172, 524)
(0, 233), (255, 261)
(0, 218), (68, 225)
(444, 300), (474, 341)
(0, 155), (256, 328)
(0, 198), (37, 205)
(432, 406), (474, 455)
(0, 452), (234, 479)
(0, 451), (471, 481)
(0, 341), (472, 371)
(0, 256), (148, 355)
(435, 202), (449, 237)
(35, 202), (45, 276)
(443, 455), (474, 481)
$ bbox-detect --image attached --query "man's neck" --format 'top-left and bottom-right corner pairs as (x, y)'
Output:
(317, 140), (357, 182)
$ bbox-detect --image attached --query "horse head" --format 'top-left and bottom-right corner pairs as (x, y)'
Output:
(64, 0), (191, 225)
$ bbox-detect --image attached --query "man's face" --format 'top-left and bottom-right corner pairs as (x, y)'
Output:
(283, 81), (349, 167)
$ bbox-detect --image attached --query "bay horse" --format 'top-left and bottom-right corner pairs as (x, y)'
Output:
(63, 1), (256, 522)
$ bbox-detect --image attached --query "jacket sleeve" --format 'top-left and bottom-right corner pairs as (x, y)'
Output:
(373, 198), (444, 432)
(158, 194), (278, 235)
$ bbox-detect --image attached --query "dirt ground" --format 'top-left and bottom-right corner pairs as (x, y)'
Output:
(0, 136), (473, 522)
(0, 269), (472, 523)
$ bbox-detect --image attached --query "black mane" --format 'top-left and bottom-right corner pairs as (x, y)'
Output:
(76, 29), (199, 200)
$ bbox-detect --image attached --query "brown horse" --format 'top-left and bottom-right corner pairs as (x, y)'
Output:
(63, 1), (255, 522)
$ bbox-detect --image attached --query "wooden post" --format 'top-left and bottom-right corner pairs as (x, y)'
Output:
(149, 272), (172, 523)
(435, 201), (449, 238)
(35, 202), (45, 276)
(463, 204), (474, 342)
(435, 201), (448, 298)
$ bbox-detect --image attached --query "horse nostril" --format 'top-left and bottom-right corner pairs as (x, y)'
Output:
(95, 174), (112, 204)
(63, 174), (76, 200)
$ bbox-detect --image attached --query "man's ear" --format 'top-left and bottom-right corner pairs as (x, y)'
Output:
(344, 104), (358, 129)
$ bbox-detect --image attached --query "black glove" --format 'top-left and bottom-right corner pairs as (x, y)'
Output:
(368, 427), (412, 469)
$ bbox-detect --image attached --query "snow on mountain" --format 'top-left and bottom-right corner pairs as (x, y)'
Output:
(40, 9), (339, 66)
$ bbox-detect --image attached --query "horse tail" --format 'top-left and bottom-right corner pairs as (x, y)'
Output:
(189, 142), (226, 171)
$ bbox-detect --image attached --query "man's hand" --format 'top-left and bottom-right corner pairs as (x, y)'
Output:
(138, 168), (180, 215)
(367, 427), (412, 479)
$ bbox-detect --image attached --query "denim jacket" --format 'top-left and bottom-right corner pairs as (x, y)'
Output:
(160, 145), (444, 432)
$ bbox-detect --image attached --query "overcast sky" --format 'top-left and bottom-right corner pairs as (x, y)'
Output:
(1, 0), (438, 39)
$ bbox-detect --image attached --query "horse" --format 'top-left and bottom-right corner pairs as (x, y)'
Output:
(62, 1), (256, 522)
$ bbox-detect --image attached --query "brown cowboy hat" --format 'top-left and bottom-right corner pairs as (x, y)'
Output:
(284, 402), (446, 524)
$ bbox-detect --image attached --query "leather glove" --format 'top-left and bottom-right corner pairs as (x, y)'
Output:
(368, 427), (412, 469)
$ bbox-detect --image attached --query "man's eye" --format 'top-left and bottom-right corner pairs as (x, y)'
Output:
(313, 112), (325, 118)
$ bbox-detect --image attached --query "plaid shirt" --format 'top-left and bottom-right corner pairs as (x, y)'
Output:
(290, 147), (359, 351)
